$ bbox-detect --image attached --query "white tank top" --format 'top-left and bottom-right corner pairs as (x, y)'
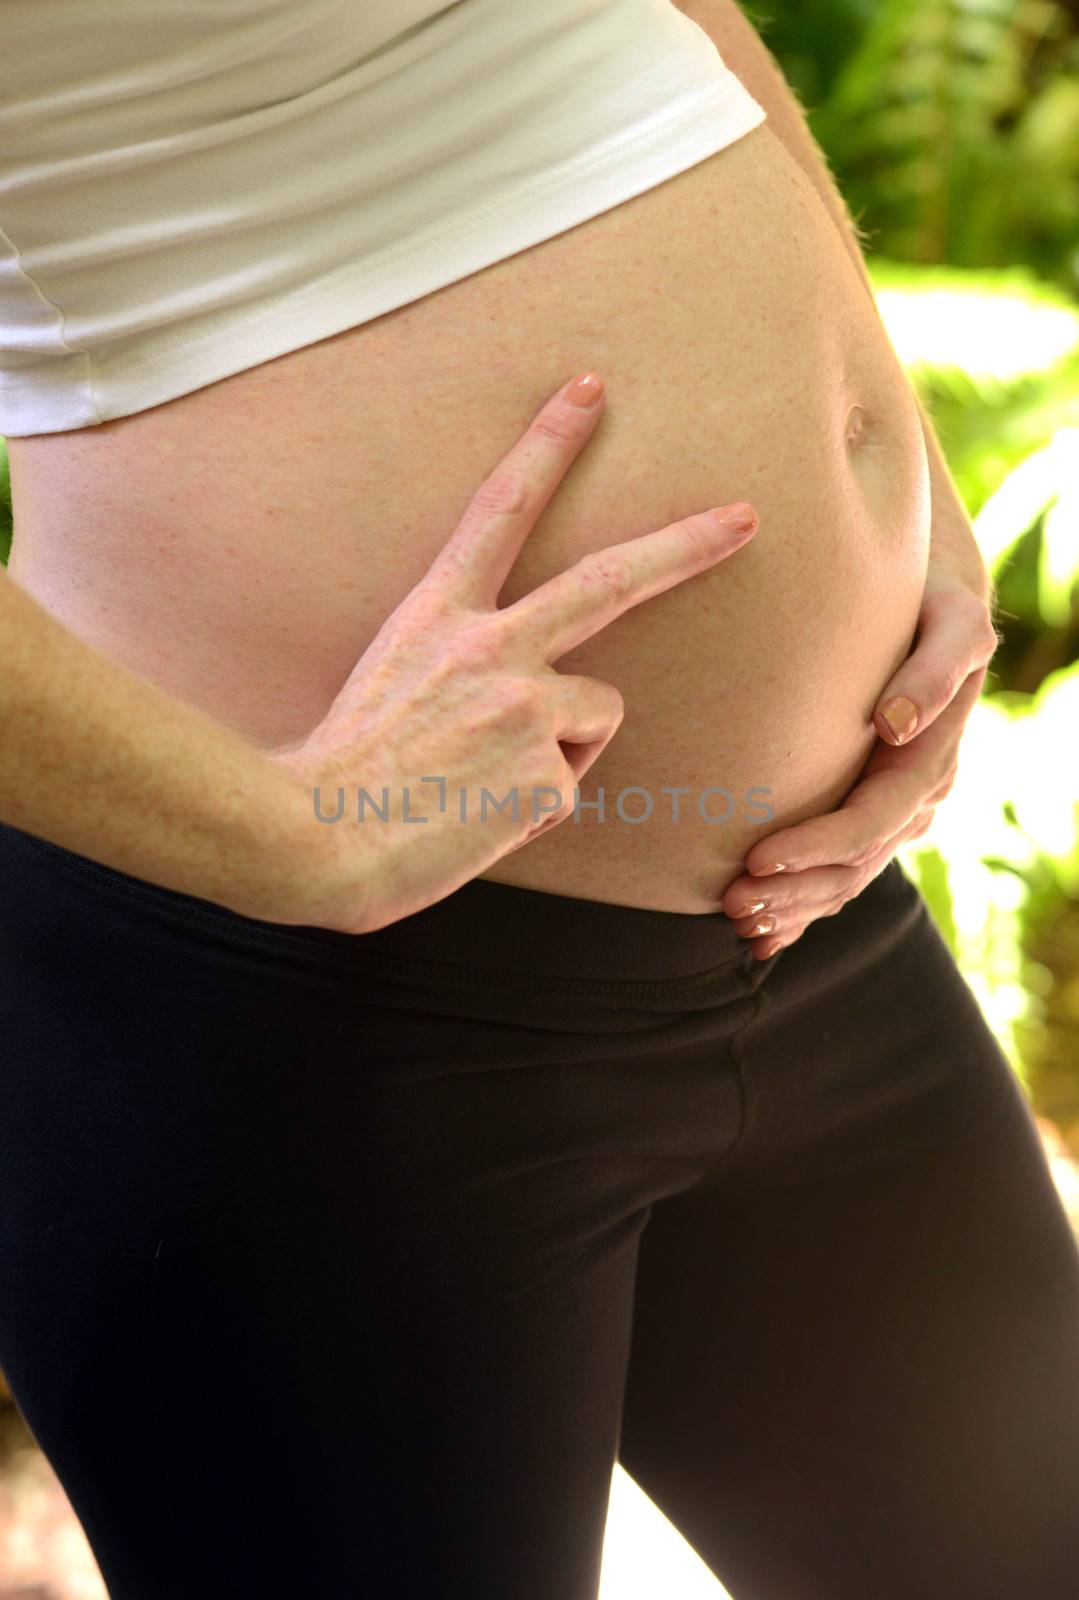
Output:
(0, 0), (765, 436)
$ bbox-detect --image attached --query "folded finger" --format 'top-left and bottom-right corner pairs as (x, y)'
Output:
(721, 862), (855, 927)
(740, 784), (909, 877)
(874, 592), (996, 745)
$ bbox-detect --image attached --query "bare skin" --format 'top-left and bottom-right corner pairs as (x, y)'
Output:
(6, 115), (933, 914)
(0, 372), (759, 930)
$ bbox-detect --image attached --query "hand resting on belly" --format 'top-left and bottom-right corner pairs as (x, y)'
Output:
(7, 122), (932, 914)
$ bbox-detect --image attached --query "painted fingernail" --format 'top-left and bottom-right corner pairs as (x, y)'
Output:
(744, 900), (767, 916)
(716, 502), (757, 534)
(566, 372), (604, 408)
(756, 862), (788, 876)
(881, 695), (918, 743)
(751, 915), (776, 936)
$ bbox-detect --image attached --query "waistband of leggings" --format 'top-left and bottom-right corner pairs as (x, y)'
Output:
(0, 822), (752, 987)
(359, 873), (751, 984)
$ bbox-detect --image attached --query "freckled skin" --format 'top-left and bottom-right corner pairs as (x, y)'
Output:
(7, 123), (929, 912)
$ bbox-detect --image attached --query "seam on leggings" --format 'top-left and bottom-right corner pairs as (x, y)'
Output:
(11, 828), (750, 1000)
(713, 954), (771, 1171)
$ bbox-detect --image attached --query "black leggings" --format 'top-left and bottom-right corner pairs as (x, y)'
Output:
(1, 821), (1078, 1599)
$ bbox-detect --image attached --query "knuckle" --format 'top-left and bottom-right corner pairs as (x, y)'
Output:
(580, 673), (624, 720)
(675, 516), (714, 565)
(501, 677), (544, 723)
(406, 578), (456, 625)
(478, 690), (530, 738)
(595, 700), (625, 739)
(532, 409), (581, 448)
(537, 772), (572, 800)
(470, 472), (528, 518)
(962, 590), (991, 624)
(452, 620), (503, 671)
(936, 659), (966, 705)
(604, 683), (626, 723)
(580, 551), (634, 601)
(929, 586), (981, 628)
(979, 615), (1001, 660)
(524, 763), (572, 808)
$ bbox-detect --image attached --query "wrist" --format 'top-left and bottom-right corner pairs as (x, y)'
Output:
(205, 748), (364, 931)
(260, 750), (375, 933)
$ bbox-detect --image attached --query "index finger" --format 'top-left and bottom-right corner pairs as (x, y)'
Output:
(741, 771), (923, 878)
(426, 372), (607, 606)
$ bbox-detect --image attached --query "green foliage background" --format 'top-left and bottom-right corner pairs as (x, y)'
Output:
(0, 0), (1077, 1141)
(753, 0), (1079, 1148)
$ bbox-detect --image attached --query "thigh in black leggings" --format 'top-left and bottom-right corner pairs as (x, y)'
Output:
(0, 822), (1077, 1599)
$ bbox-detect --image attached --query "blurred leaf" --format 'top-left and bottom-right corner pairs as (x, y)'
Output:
(905, 844), (959, 955)
(869, 259), (1079, 386)
(1037, 430), (1079, 628)
(1008, 660), (1079, 888)
(970, 424), (1079, 594)
(740, 0), (880, 106)
(765, 0), (1079, 292)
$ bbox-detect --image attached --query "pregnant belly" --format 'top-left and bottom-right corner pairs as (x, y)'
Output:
(6, 121), (930, 913)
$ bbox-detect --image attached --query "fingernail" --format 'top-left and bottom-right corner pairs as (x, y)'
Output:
(756, 862), (788, 875)
(566, 372), (604, 408)
(751, 915), (776, 936)
(743, 900), (767, 916)
(716, 502), (757, 534)
(881, 695), (918, 743)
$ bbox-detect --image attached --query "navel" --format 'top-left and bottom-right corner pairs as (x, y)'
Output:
(845, 403), (868, 448)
